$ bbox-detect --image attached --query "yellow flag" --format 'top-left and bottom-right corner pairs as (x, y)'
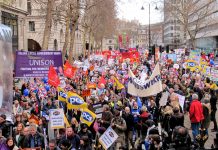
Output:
(64, 114), (70, 127)
(113, 77), (124, 90)
(67, 92), (87, 109)
(57, 87), (67, 102)
(80, 108), (96, 126)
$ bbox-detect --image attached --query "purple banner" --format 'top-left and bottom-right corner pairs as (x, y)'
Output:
(15, 51), (63, 78)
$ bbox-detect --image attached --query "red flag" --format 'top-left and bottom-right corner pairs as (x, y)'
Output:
(98, 76), (107, 88)
(64, 60), (75, 78)
(48, 66), (60, 87)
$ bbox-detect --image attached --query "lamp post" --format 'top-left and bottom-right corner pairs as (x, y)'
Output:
(141, 3), (158, 52)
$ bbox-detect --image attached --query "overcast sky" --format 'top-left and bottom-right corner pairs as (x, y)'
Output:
(117, 0), (163, 25)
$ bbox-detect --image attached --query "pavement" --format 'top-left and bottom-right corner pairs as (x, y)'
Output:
(184, 104), (218, 149)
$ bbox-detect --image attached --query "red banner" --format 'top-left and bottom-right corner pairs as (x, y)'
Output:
(48, 66), (60, 87)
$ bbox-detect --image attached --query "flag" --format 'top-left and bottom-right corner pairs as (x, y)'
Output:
(80, 108), (96, 126)
(57, 87), (67, 102)
(64, 114), (70, 127)
(87, 82), (97, 89)
(48, 66), (60, 87)
(98, 76), (107, 88)
(67, 92), (87, 109)
(64, 60), (75, 78)
(137, 97), (142, 110)
(113, 77), (124, 90)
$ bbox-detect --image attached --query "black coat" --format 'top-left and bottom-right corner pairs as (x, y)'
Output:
(122, 112), (134, 131)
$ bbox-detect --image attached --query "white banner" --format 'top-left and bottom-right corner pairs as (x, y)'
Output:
(49, 109), (64, 129)
(99, 126), (118, 149)
(128, 63), (163, 97)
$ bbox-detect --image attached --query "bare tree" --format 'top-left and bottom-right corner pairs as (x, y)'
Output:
(165, 0), (216, 48)
(41, 0), (54, 50)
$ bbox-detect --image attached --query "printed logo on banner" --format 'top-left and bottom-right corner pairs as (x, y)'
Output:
(80, 108), (96, 126)
(59, 91), (67, 99)
(82, 111), (93, 122)
(68, 96), (84, 105)
(67, 92), (87, 109)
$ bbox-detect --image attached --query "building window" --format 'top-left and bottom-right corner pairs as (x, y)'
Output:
(27, 0), (32, 14)
(54, 39), (58, 50)
(29, 21), (35, 31)
(108, 40), (112, 43)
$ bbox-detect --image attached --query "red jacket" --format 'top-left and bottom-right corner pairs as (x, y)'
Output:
(189, 99), (204, 123)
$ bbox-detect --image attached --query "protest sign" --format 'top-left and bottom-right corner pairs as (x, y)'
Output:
(15, 51), (63, 78)
(159, 91), (169, 106)
(175, 94), (185, 110)
(128, 63), (163, 97)
(93, 103), (103, 118)
(167, 54), (177, 62)
(49, 109), (64, 129)
(189, 50), (201, 63)
(210, 68), (218, 81)
(99, 126), (118, 150)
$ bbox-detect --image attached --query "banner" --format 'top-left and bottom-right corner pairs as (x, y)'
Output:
(128, 63), (163, 97)
(99, 126), (118, 150)
(80, 108), (96, 126)
(49, 109), (64, 129)
(67, 92), (87, 109)
(0, 24), (13, 115)
(57, 87), (67, 102)
(15, 51), (63, 77)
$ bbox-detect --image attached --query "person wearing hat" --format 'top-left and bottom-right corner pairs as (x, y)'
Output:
(0, 114), (10, 138)
(78, 123), (92, 150)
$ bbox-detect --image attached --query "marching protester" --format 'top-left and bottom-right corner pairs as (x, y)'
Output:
(1, 48), (216, 150)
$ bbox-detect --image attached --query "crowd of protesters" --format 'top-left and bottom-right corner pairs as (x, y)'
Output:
(0, 49), (217, 150)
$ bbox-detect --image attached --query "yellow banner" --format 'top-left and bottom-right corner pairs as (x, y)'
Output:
(67, 92), (87, 109)
(80, 108), (96, 126)
(113, 77), (124, 90)
(57, 87), (67, 102)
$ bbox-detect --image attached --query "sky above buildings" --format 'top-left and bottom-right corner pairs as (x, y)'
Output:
(117, 0), (163, 25)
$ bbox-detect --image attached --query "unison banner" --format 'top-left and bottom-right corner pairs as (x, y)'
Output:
(15, 51), (63, 78)
(128, 63), (163, 97)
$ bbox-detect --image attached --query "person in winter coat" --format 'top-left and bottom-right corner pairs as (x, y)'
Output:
(59, 127), (80, 150)
(78, 123), (92, 150)
(122, 106), (134, 149)
(23, 124), (45, 148)
(110, 109), (127, 150)
(201, 98), (211, 135)
(170, 106), (184, 129)
(0, 114), (10, 138)
(189, 94), (204, 140)
(210, 90), (217, 132)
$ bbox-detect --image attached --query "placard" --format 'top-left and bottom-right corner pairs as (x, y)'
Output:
(49, 109), (64, 129)
(15, 51), (63, 77)
(93, 103), (103, 118)
(210, 68), (218, 81)
(99, 127), (118, 149)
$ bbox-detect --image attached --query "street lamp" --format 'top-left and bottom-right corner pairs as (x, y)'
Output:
(141, 2), (159, 51)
